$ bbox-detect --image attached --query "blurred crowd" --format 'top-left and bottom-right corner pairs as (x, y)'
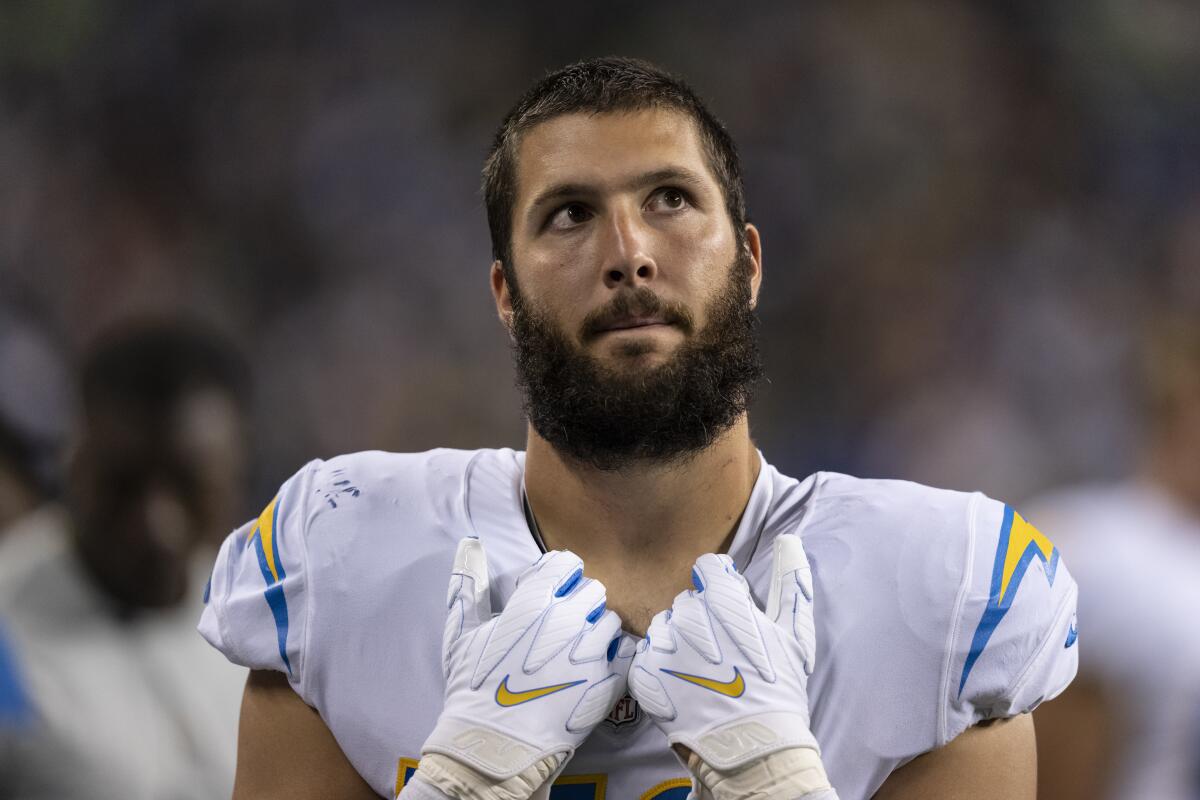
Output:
(1, 0), (1197, 495)
(0, 1), (1197, 798)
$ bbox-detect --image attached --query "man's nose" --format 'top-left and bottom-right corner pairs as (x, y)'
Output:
(599, 204), (658, 289)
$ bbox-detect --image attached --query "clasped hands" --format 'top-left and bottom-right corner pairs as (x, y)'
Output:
(398, 535), (838, 800)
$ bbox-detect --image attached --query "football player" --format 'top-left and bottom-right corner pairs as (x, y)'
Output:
(201, 58), (1078, 799)
(1, 320), (251, 798)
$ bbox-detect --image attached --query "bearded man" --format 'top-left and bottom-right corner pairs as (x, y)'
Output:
(202, 58), (1077, 800)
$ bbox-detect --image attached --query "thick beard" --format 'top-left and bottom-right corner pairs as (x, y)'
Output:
(508, 251), (763, 471)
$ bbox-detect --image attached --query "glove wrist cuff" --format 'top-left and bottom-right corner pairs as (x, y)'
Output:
(396, 772), (457, 800)
(687, 745), (833, 800)
(797, 790), (841, 800)
(410, 752), (563, 800)
(422, 716), (568, 781)
(672, 711), (819, 771)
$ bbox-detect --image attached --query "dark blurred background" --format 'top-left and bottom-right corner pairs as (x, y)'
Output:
(2, 0), (1198, 509)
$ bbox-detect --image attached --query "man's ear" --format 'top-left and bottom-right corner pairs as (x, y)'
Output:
(490, 260), (514, 333)
(743, 223), (763, 309)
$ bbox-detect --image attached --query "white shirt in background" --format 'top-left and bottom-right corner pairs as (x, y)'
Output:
(1028, 482), (1200, 800)
(0, 508), (246, 800)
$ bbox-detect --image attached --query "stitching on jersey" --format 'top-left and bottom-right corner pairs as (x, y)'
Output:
(461, 448), (486, 540)
(781, 473), (822, 682)
(789, 471), (823, 542)
(750, 467), (819, 578)
(736, 450), (773, 570)
(214, 522), (240, 656)
(939, 492), (980, 746)
(296, 459), (322, 702)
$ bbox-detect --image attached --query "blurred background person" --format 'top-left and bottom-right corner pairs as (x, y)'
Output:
(1028, 305), (1200, 800)
(0, 320), (252, 799)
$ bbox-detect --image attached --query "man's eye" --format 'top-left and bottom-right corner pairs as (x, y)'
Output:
(549, 203), (591, 229)
(651, 188), (689, 211)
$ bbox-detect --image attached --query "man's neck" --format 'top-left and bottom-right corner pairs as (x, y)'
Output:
(522, 417), (761, 573)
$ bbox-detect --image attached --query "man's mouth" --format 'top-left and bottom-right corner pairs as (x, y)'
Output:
(601, 316), (671, 332)
(579, 290), (694, 342)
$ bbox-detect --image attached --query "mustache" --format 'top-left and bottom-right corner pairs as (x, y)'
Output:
(579, 288), (695, 342)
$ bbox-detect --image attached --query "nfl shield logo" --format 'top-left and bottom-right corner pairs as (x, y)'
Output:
(603, 692), (642, 730)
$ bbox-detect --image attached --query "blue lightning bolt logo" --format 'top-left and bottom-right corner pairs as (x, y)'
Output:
(246, 495), (292, 675)
(959, 505), (1059, 695)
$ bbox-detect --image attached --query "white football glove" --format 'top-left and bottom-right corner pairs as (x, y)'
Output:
(399, 539), (628, 800)
(628, 535), (840, 800)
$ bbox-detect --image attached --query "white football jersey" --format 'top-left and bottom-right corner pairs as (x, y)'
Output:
(200, 449), (1078, 799)
(1026, 482), (1200, 800)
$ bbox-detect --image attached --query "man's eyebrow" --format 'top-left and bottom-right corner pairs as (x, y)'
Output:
(525, 166), (709, 222)
(624, 166), (708, 193)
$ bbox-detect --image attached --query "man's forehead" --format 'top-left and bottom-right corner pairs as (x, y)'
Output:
(513, 108), (714, 204)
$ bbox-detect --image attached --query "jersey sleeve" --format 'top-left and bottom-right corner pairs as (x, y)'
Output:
(198, 459), (322, 693)
(944, 495), (1079, 743)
